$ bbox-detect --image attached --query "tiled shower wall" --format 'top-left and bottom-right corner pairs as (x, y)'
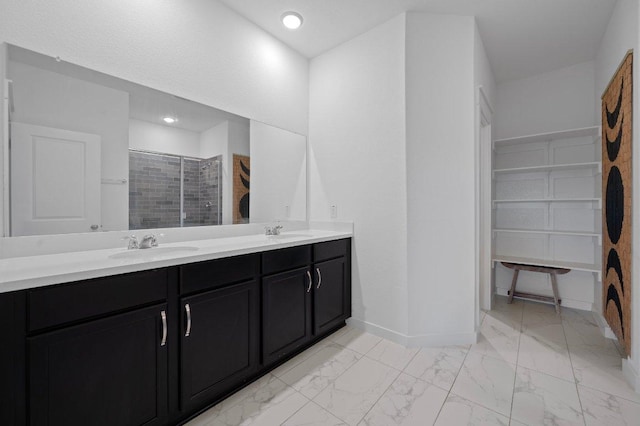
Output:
(199, 157), (222, 226)
(183, 156), (222, 227)
(182, 158), (202, 227)
(129, 152), (181, 229)
(129, 151), (222, 230)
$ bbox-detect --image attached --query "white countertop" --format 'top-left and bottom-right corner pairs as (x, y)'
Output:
(0, 230), (352, 293)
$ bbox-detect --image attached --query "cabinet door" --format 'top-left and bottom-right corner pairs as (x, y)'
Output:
(1, 292), (25, 426)
(262, 267), (312, 365)
(180, 280), (259, 412)
(314, 257), (349, 336)
(29, 304), (168, 426)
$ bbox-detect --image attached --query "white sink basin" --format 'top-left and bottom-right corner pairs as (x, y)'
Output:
(109, 246), (199, 259)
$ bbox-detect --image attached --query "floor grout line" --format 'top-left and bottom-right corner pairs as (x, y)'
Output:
(349, 366), (402, 425)
(396, 345), (422, 373)
(304, 332), (391, 424)
(560, 311), (588, 426)
(431, 340), (473, 425)
(507, 298), (525, 425)
(573, 381), (640, 404)
(278, 390), (313, 426)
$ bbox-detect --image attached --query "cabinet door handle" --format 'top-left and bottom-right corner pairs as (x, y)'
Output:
(306, 271), (312, 293)
(160, 310), (167, 347)
(316, 267), (322, 289)
(185, 304), (192, 337)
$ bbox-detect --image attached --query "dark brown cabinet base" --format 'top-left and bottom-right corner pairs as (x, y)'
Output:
(314, 256), (349, 336)
(262, 267), (313, 365)
(29, 303), (169, 426)
(2, 238), (351, 426)
(180, 280), (259, 413)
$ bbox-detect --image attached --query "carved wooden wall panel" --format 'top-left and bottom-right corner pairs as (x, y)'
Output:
(233, 154), (250, 224)
(602, 51), (633, 356)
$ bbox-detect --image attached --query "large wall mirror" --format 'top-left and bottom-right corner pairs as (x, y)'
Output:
(2, 44), (306, 237)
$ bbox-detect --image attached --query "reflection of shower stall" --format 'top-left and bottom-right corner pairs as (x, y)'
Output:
(129, 150), (222, 230)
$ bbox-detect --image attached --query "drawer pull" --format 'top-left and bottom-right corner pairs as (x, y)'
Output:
(185, 304), (192, 337)
(160, 311), (167, 347)
(316, 268), (322, 289)
(306, 271), (312, 293)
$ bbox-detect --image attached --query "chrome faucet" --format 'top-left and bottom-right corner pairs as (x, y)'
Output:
(124, 235), (139, 250)
(140, 234), (159, 249)
(264, 225), (283, 236)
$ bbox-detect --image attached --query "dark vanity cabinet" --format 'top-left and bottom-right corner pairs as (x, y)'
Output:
(262, 239), (351, 365)
(29, 304), (169, 426)
(3, 238), (351, 426)
(262, 267), (313, 365)
(26, 269), (170, 426)
(262, 245), (314, 365)
(0, 291), (26, 426)
(262, 246), (312, 365)
(178, 255), (260, 413)
(313, 239), (351, 336)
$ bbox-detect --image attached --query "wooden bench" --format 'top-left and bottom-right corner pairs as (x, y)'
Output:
(501, 262), (571, 314)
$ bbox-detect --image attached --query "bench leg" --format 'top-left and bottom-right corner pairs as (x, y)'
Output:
(550, 273), (561, 315)
(508, 269), (519, 304)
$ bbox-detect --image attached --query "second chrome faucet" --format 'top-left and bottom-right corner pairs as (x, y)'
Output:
(124, 234), (159, 249)
(264, 225), (283, 236)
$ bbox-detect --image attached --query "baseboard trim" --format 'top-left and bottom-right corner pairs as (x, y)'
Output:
(346, 318), (409, 346)
(405, 331), (479, 347)
(346, 318), (478, 348)
(495, 287), (592, 311)
(622, 358), (640, 393)
(592, 311), (617, 339)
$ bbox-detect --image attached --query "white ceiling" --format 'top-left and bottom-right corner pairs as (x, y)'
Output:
(217, 0), (618, 82)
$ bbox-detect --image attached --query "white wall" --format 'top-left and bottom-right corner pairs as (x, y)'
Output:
(8, 60), (129, 232)
(250, 121), (306, 222)
(199, 122), (228, 159)
(228, 120), (250, 158)
(218, 120), (250, 225)
(474, 24), (497, 109)
(474, 21), (497, 318)
(594, 0), (640, 391)
(405, 13), (477, 341)
(496, 61), (596, 139)
(129, 119), (200, 158)
(0, 0), (308, 136)
(309, 14), (409, 337)
(309, 12), (480, 345)
(199, 121), (233, 224)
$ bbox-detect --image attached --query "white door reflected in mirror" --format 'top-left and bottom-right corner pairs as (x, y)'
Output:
(11, 123), (101, 236)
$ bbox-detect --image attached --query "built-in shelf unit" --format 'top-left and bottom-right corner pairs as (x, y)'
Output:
(491, 125), (602, 307)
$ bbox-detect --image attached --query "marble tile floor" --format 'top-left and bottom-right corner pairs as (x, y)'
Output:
(186, 296), (640, 426)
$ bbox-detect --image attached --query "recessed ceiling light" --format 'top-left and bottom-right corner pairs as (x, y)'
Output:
(163, 117), (177, 124)
(281, 12), (303, 30)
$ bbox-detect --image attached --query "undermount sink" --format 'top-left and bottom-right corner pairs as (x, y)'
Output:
(109, 246), (199, 259)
